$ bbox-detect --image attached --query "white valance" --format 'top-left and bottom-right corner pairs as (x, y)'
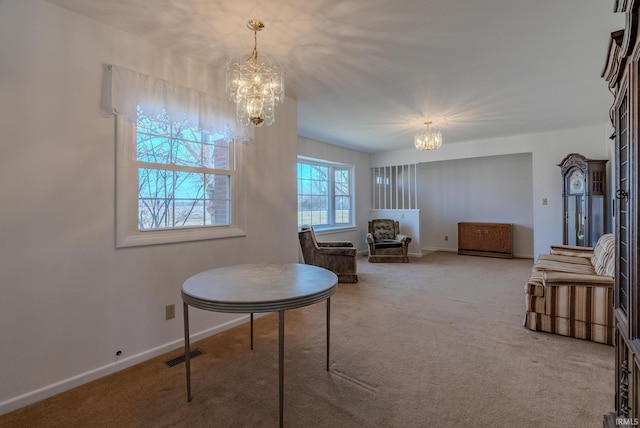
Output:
(106, 64), (253, 142)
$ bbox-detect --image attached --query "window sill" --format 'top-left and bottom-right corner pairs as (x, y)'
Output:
(116, 226), (247, 248)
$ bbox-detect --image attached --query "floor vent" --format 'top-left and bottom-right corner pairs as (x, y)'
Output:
(164, 349), (204, 368)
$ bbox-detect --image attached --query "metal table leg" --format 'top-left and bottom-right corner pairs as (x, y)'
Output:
(326, 297), (331, 371)
(250, 313), (254, 350)
(279, 310), (284, 428)
(184, 302), (192, 402)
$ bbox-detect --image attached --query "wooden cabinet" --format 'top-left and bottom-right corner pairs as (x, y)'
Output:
(457, 222), (513, 259)
(603, 3), (640, 425)
(558, 153), (608, 247)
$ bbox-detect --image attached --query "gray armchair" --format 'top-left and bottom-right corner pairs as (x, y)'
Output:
(366, 219), (412, 263)
(298, 227), (358, 283)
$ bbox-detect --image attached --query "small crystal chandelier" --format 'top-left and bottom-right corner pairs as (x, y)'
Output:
(414, 121), (442, 151)
(225, 19), (285, 127)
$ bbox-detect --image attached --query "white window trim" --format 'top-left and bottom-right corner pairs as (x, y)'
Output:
(297, 156), (355, 230)
(115, 117), (246, 248)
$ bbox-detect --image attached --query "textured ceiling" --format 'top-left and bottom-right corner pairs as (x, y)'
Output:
(46, 0), (624, 153)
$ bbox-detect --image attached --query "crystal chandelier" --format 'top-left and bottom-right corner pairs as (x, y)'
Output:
(225, 19), (285, 127)
(414, 121), (442, 151)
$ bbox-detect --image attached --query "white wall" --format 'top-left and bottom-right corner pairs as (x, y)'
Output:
(417, 154), (533, 257)
(0, 0), (616, 414)
(372, 125), (613, 257)
(529, 127), (612, 257)
(297, 136), (372, 252)
(0, 0), (298, 413)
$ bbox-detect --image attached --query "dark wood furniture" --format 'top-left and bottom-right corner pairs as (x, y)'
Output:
(558, 153), (608, 247)
(602, 3), (640, 425)
(457, 222), (513, 259)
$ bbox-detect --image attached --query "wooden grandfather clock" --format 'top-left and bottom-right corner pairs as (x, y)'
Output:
(558, 153), (607, 247)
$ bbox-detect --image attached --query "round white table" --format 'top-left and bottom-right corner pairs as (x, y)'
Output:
(181, 263), (338, 427)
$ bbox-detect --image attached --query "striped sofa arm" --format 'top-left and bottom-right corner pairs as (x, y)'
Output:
(543, 271), (614, 287)
(535, 272), (614, 344)
(549, 244), (594, 258)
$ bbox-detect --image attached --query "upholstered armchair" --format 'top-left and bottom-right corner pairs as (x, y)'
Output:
(298, 227), (358, 283)
(366, 219), (412, 263)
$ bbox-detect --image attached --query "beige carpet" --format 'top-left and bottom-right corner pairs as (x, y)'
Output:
(1, 252), (614, 427)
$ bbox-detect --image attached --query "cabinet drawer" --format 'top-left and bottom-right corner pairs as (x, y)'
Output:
(458, 222), (513, 258)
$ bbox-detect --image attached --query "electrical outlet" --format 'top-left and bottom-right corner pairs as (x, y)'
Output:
(444, 236), (448, 241)
(165, 304), (175, 320)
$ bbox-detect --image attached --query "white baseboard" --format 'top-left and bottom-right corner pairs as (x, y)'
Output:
(422, 247), (533, 259)
(357, 250), (423, 258)
(422, 246), (457, 253)
(514, 253), (534, 259)
(0, 314), (256, 415)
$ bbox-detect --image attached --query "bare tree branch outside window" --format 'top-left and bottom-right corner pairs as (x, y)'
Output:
(136, 106), (232, 230)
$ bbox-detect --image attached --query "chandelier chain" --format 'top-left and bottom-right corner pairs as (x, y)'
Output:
(225, 19), (285, 127)
(251, 29), (258, 68)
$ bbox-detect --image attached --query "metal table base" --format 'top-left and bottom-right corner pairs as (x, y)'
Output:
(181, 263), (337, 428)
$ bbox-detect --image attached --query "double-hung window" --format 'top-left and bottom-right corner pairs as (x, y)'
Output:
(297, 157), (354, 230)
(110, 65), (247, 247)
(136, 107), (232, 230)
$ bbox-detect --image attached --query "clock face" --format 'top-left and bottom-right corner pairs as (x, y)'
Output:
(568, 170), (584, 195)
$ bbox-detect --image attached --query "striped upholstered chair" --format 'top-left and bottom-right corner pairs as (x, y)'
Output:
(523, 234), (615, 345)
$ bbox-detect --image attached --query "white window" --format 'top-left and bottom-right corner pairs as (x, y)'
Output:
(136, 106), (232, 230)
(110, 65), (247, 247)
(297, 157), (354, 230)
